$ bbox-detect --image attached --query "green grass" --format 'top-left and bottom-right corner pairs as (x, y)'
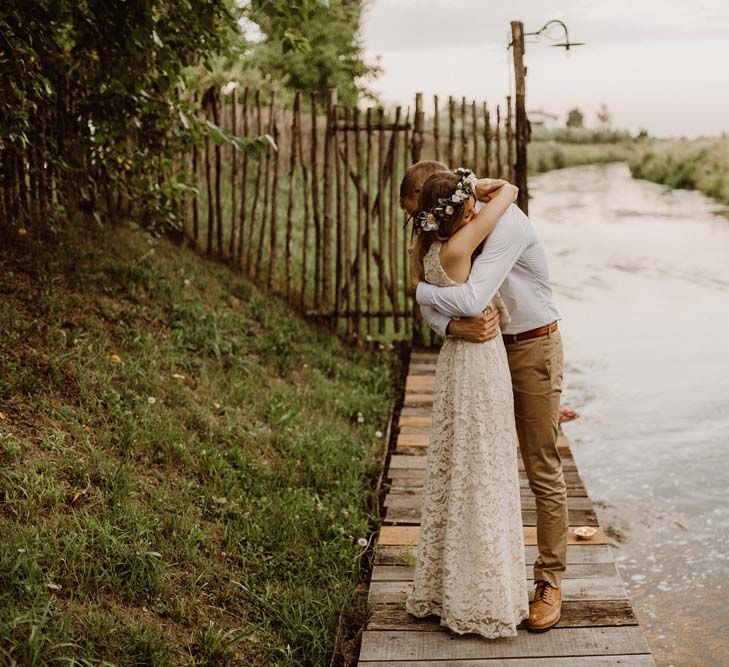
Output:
(0, 221), (398, 665)
(628, 136), (729, 206)
(528, 140), (638, 175)
(190, 148), (413, 343)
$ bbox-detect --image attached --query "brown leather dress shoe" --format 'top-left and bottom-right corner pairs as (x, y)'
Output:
(527, 581), (562, 632)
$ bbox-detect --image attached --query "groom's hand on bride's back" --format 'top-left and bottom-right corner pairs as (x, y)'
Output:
(446, 309), (501, 343)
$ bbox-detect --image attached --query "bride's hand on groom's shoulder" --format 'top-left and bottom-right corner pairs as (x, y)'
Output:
(475, 178), (515, 202)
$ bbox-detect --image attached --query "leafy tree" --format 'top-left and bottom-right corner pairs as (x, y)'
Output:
(566, 107), (584, 129)
(0, 0), (268, 233)
(244, 0), (379, 106)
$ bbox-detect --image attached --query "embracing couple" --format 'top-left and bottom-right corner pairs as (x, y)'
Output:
(399, 160), (568, 637)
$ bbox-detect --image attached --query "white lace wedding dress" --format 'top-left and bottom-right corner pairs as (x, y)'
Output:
(405, 240), (529, 638)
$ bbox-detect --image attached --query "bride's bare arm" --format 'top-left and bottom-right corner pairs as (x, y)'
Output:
(444, 181), (518, 261)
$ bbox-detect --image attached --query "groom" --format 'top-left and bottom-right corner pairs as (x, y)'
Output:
(401, 160), (568, 633)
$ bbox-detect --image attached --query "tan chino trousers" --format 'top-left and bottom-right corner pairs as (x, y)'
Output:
(505, 328), (568, 588)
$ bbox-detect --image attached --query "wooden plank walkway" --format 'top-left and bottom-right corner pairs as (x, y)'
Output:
(358, 350), (655, 666)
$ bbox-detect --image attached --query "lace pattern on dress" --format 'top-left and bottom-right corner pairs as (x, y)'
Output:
(405, 240), (529, 638)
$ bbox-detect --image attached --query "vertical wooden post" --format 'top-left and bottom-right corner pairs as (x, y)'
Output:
(237, 87), (250, 266)
(322, 89), (337, 314)
(353, 106), (363, 338)
(511, 20), (529, 213)
(334, 100), (343, 329)
(310, 92), (322, 309)
(390, 106), (402, 333)
(471, 101), (479, 175)
(447, 96), (456, 167)
(411, 93), (424, 163)
(255, 93), (275, 280)
(460, 97), (468, 168)
(377, 107), (386, 335)
(483, 102), (491, 178)
(285, 92), (301, 298)
(203, 91), (214, 255)
(495, 104), (503, 179)
(433, 95), (440, 162)
(191, 93), (200, 248)
(245, 90), (264, 273)
(365, 107), (373, 337)
(267, 116), (281, 290)
(297, 96), (312, 307)
(402, 111), (412, 336)
(343, 106), (353, 336)
(229, 89), (238, 259)
(506, 95), (515, 183)
(211, 89), (223, 256)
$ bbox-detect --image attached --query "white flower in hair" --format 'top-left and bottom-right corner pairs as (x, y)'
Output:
(422, 212), (438, 231)
(445, 205), (454, 215)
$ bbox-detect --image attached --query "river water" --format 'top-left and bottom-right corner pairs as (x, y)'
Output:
(530, 163), (729, 667)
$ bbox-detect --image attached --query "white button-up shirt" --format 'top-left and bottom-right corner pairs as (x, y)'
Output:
(417, 202), (561, 336)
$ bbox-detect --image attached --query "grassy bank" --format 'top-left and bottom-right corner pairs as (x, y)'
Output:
(527, 126), (638, 175)
(628, 137), (729, 206)
(0, 223), (397, 665)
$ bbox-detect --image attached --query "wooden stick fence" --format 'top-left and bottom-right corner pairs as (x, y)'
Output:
(177, 89), (522, 340)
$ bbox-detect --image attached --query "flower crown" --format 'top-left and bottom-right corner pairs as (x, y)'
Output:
(413, 167), (479, 234)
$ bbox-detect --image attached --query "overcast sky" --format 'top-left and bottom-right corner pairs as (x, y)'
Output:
(360, 0), (729, 137)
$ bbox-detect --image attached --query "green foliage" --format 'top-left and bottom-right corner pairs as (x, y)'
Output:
(629, 138), (729, 206)
(244, 0), (379, 106)
(531, 125), (634, 145)
(0, 0), (236, 231)
(566, 107), (585, 129)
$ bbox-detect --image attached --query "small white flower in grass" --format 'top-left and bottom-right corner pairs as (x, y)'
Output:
(357, 537), (368, 548)
(172, 373), (185, 380)
(213, 402), (221, 410)
(147, 396), (157, 405)
(356, 412), (365, 424)
(184, 278), (191, 287)
(375, 430), (383, 438)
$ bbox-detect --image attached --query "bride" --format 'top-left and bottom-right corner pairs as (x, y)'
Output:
(404, 168), (529, 638)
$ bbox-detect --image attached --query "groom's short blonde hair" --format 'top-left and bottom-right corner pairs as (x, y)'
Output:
(399, 160), (449, 208)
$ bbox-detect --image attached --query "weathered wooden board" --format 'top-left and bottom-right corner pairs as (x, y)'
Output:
(403, 393), (434, 406)
(383, 492), (594, 512)
(375, 544), (615, 566)
(359, 656), (655, 667)
(387, 468), (584, 485)
(367, 577), (627, 605)
(405, 375), (434, 392)
(384, 505), (597, 527)
(389, 452), (579, 472)
(400, 406), (436, 417)
(359, 627), (650, 661)
(371, 562), (618, 582)
(378, 525), (608, 547)
(358, 357), (654, 666)
(366, 599), (637, 631)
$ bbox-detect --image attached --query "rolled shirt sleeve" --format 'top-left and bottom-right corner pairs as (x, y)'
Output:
(419, 303), (451, 338)
(416, 205), (529, 318)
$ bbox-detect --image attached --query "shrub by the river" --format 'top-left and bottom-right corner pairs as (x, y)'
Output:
(629, 137), (729, 206)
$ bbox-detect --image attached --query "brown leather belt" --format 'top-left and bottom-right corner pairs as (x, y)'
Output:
(502, 321), (558, 345)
